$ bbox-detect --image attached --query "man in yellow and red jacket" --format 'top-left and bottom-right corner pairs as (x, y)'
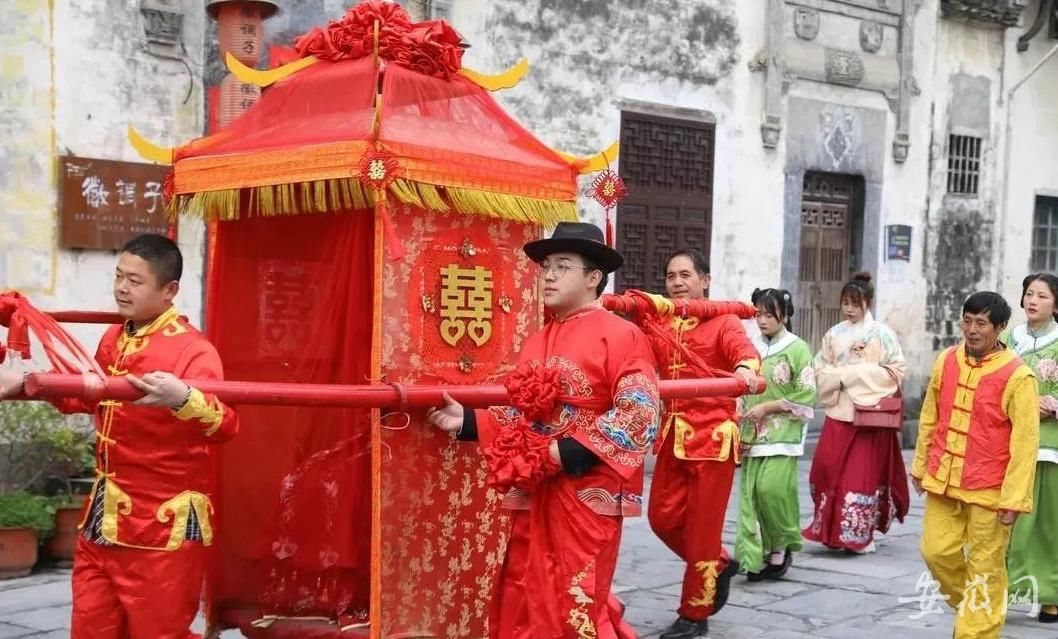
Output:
(912, 291), (1039, 639)
(629, 249), (759, 639)
(0, 234), (238, 639)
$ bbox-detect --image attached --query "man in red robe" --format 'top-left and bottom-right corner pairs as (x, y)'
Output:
(427, 222), (661, 639)
(0, 234), (239, 639)
(634, 249), (759, 639)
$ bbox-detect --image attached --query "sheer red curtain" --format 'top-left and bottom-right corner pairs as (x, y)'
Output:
(205, 211), (375, 631)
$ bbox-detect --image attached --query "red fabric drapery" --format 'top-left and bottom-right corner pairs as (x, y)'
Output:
(205, 212), (375, 632)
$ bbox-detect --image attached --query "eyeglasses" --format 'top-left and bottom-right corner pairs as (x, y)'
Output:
(536, 261), (593, 277)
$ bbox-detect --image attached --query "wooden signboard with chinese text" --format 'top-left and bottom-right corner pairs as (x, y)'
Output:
(58, 156), (173, 250)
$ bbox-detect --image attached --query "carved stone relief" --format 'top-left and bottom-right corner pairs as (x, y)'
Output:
(762, 115), (782, 149)
(824, 48), (866, 86)
(141, 0), (184, 47)
(820, 108), (857, 168)
(794, 8), (820, 40)
(860, 21), (883, 53)
(760, 0), (921, 163)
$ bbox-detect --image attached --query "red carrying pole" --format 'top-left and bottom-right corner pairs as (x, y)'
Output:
(601, 291), (756, 320)
(23, 373), (764, 409)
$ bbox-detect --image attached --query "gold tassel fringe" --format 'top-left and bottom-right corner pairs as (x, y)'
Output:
(170, 178), (577, 228)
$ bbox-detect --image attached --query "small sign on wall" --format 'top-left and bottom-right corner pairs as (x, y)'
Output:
(58, 155), (173, 250)
(885, 224), (912, 261)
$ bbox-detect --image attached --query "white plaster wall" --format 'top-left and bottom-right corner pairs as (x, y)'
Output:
(2, 1), (207, 354)
(713, 0), (787, 302)
(998, 2), (1058, 307)
(879, 0), (940, 394)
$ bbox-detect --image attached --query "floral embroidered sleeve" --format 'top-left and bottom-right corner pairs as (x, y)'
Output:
(814, 329), (842, 408)
(777, 340), (816, 420)
(171, 341), (239, 443)
(572, 331), (661, 481)
(876, 324), (907, 384)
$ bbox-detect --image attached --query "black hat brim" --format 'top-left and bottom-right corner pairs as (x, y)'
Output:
(523, 237), (624, 273)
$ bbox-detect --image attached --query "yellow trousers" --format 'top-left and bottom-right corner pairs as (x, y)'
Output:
(921, 493), (1012, 639)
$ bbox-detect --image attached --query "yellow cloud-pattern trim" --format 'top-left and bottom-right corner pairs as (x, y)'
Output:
(101, 479), (133, 543)
(128, 126), (174, 164)
(157, 491), (215, 550)
(555, 141), (620, 174)
(226, 51), (320, 87)
(173, 388), (225, 436)
(458, 58), (530, 91)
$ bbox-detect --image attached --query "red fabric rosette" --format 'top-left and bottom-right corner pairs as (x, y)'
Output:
(292, 1), (465, 79)
(392, 20), (465, 79)
(294, 1), (412, 61)
(482, 418), (560, 492)
(504, 362), (560, 423)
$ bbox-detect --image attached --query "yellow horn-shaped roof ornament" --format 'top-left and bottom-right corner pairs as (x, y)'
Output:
(128, 126), (174, 164)
(555, 141), (620, 174)
(459, 58), (529, 91)
(226, 52), (320, 87)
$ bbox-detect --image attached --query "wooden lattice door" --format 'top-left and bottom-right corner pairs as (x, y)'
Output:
(797, 172), (855, 351)
(615, 112), (714, 293)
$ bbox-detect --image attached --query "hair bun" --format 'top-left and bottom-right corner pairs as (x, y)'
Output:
(852, 271), (873, 284)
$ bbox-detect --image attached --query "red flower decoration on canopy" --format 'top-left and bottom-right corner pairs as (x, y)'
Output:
(392, 20), (465, 80)
(293, 0), (465, 78)
(357, 147), (400, 191)
(587, 169), (628, 211)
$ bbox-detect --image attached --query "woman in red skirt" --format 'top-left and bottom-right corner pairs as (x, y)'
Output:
(803, 272), (910, 554)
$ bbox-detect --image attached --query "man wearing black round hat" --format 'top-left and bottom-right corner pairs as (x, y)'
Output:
(428, 222), (661, 638)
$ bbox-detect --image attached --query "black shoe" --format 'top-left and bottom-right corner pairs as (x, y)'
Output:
(659, 616), (709, 639)
(1039, 607), (1058, 623)
(712, 559), (739, 615)
(760, 550), (793, 580)
(746, 570), (765, 582)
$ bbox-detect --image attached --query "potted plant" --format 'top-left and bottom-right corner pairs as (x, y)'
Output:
(0, 400), (65, 577)
(38, 416), (95, 561)
(0, 491), (54, 577)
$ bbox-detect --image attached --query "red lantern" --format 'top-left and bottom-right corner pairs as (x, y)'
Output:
(218, 72), (261, 128)
(214, 2), (274, 65)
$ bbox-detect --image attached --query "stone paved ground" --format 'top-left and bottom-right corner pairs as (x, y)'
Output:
(1, 451), (1054, 638)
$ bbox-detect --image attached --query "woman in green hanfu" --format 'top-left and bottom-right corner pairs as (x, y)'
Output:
(736, 288), (816, 580)
(1005, 272), (1058, 624)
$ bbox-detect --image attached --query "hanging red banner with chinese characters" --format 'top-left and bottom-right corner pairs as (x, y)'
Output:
(377, 204), (540, 637)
